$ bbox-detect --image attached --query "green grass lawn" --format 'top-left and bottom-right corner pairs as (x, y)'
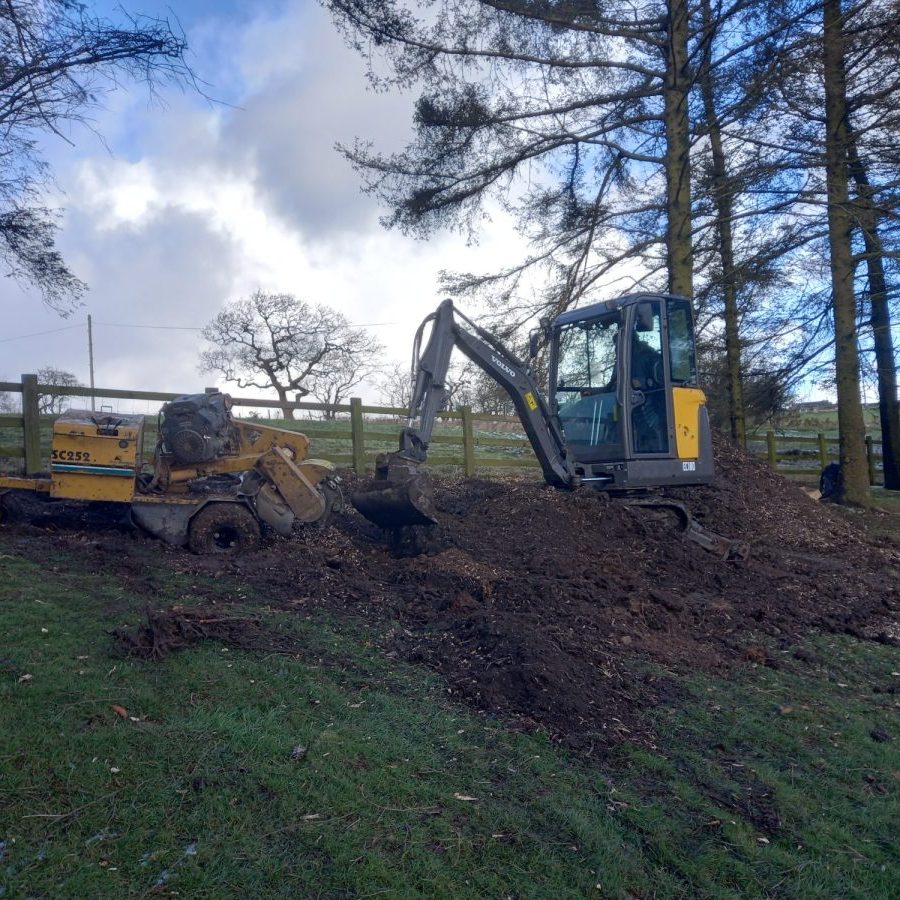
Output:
(773, 407), (883, 436)
(1, 534), (898, 897)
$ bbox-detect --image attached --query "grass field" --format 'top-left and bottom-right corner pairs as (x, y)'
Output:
(1, 528), (898, 897)
(772, 406), (883, 437)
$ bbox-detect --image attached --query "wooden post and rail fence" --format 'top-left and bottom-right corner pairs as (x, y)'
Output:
(0, 375), (887, 486)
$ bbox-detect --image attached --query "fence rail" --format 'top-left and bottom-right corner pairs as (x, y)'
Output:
(747, 430), (884, 484)
(0, 375), (887, 485)
(0, 375), (536, 478)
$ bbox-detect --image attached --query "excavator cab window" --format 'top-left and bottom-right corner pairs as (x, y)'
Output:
(629, 301), (669, 454)
(553, 312), (624, 461)
(666, 298), (697, 384)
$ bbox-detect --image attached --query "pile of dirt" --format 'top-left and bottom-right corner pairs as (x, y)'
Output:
(179, 437), (898, 747)
(3, 435), (899, 748)
(112, 606), (304, 660)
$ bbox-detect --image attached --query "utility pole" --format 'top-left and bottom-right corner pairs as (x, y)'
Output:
(87, 314), (96, 411)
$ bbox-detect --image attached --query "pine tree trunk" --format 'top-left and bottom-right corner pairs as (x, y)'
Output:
(664, 0), (693, 299)
(699, 0), (745, 446)
(822, 0), (870, 505)
(847, 134), (900, 490)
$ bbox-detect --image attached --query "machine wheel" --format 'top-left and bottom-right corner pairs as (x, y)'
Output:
(315, 479), (344, 526)
(188, 502), (261, 555)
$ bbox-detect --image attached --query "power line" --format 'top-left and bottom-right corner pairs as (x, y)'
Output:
(1, 317), (401, 344)
(0, 323), (84, 343)
(94, 321), (202, 331)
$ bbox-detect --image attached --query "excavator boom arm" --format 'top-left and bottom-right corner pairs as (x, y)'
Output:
(403, 299), (573, 487)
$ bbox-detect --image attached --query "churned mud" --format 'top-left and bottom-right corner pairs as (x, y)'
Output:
(4, 436), (899, 748)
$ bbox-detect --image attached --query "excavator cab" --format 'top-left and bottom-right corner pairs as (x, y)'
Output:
(549, 294), (714, 488)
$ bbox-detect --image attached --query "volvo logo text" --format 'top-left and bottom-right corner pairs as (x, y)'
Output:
(491, 355), (517, 379)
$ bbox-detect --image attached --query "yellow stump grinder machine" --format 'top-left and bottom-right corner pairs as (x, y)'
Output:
(0, 392), (340, 553)
(352, 293), (746, 558)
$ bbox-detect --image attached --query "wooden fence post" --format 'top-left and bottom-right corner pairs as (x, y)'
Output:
(461, 406), (475, 477)
(766, 431), (777, 470)
(350, 397), (365, 475)
(865, 435), (876, 486)
(21, 374), (41, 475)
(817, 433), (828, 469)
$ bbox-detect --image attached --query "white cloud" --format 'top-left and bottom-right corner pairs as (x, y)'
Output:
(0, 0), (529, 408)
(75, 161), (161, 229)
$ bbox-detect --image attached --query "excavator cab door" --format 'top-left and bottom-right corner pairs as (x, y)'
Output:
(627, 300), (671, 456)
(624, 296), (705, 464)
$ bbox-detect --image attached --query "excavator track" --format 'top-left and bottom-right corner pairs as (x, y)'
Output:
(615, 495), (750, 561)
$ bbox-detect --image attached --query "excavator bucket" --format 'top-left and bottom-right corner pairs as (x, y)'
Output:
(350, 455), (437, 529)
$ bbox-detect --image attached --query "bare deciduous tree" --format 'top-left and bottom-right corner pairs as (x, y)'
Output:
(36, 365), (80, 414)
(200, 291), (382, 420)
(0, 390), (18, 412)
(377, 362), (414, 410)
(308, 351), (383, 418)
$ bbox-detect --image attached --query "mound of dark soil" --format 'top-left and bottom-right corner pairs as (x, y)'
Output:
(3, 435), (899, 749)
(171, 437), (900, 747)
(112, 606), (303, 660)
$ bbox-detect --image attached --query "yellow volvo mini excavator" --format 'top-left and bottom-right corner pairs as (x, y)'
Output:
(0, 392), (340, 553)
(352, 293), (746, 558)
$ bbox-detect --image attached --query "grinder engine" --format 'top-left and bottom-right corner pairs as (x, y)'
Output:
(160, 392), (239, 465)
(148, 391), (339, 544)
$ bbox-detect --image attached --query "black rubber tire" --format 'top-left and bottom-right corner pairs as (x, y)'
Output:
(188, 502), (261, 555)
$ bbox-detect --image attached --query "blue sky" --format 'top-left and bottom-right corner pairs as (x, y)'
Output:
(0, 0), (524, 405)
